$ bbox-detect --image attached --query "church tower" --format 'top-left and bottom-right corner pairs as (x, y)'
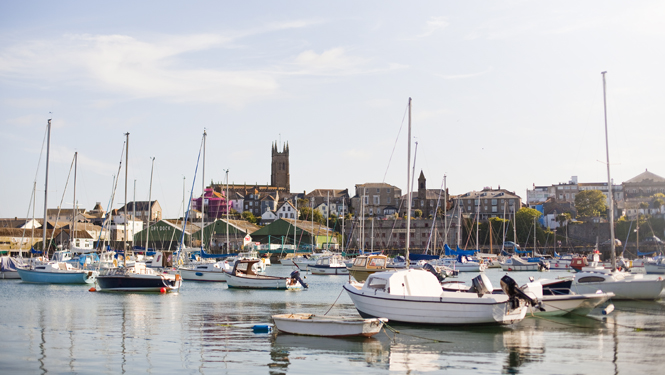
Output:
(418, 170), (426, 199)
(271, 141), (290, 192)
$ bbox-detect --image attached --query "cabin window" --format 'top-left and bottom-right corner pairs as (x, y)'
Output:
(577, 276), (606, 283)
(369, 257), (385, 267)
(354, 258), (367, 267)
(367, 278), (387, 290)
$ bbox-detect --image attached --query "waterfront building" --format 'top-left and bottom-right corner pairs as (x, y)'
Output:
(306, 189), (350, 218)
(623, 169), (665, 219)
(457, 188), (522, 223)
(350, 183), (402, 218)
(118, 200), (163, 225)
(398, 171), (452, 218)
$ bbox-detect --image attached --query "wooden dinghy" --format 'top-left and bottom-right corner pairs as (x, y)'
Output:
(271, 313), (387, 337)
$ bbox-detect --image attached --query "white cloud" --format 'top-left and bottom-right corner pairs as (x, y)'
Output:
(416, 17), (449, 38)
(436, 67), (494, 80)
(0, 33), (280, 108)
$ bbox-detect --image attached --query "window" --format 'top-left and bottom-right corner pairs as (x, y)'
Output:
(492, 206), (498, 213)
(387, 196), (391, 204)
(386, 188), (391, 193)
(364, 196), (369, 205)
(373, 196), (380, 205)
(491, 199), (497, 205)
(376, 188), (380, 193)
(474, 199), (480, 205)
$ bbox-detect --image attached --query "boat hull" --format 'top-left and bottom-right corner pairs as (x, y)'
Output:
(96, 273), (181, 292)
(501, 264), (541, 272)
(226, 273), (300, 290)
(570, 278), (665, 300)
(343, 284), (527, 325)
(17, 268), (97, 284)
(309, 266), (349, 275)
(1, 271), (21, 279)
(179, 268), (228, 282)
(532, 293), (613, 316)
(272, 313), (386, 337)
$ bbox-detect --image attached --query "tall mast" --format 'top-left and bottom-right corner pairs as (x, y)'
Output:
(602, 71), (617, 272)
(225, 169), (229, 254)
(124, 132), (129, 267)
(42, 119), (51, 257)
(71, 152), (77, 250)
(406, 97), (412, 268)
(146, 157), (155, 253)
(327, 191), (330, 251)
(133, 179), (136, 245)
(201, 130), (206, 251)
(443, 175), (447, 249)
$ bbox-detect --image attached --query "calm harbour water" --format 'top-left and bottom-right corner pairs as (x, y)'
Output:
(1, 267), (664, 374)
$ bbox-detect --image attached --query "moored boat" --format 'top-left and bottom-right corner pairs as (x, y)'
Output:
(96, 263), (181, 292)
(17, 262), (98, 284)
(309, 254), (349, 275)
(347, 254), (389, 282)
(271, 313), (387, 337)
(226, 259), (307, 290)
(179, 261), (232, 282)
(343, 269), (534, 325)
(500, 255), (549, 272)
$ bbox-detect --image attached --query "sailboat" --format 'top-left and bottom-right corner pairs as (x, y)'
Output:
(18, 121), (99, 284)
(344, 98), (534, 325)
(96, 133), (181, 292)
(561, 72), (665, 300)
(179, 131), (233, 282)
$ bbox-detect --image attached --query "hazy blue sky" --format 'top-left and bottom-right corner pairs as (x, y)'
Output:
(2, 1), (664, 219)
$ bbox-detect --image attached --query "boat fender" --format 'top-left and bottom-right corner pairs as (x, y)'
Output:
(603, 304), (615, 315)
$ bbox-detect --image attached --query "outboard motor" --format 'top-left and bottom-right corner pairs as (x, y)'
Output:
(500, 275), (544, 310)
(422, 263), (445, 282)
(469, 274), (493, 296)
(538, 261), (550, 271)
(618, 258), (630, 272)
(290, 270), (308, 288)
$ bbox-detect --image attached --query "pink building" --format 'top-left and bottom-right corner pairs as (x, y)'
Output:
(192, 188), (229, 219)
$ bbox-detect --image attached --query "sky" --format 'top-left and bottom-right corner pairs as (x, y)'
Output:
(2, 1), (665, 220)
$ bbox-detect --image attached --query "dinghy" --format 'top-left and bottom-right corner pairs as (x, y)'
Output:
(272, 313), (387, 337)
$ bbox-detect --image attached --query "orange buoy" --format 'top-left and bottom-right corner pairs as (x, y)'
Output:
(160, 287), (167, 293)
(89, 287), (97, 292)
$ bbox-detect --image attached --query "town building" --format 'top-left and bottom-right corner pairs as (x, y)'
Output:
(118, 201), (163, 225)
(305, 189), (350, 217)
(350, 183), (402, 218)
(623, 169), (665, 219)
(398, 171), (452, 218)
(457, 188), (522, 222)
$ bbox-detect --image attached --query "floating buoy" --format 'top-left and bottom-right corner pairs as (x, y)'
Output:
(603, 304), (615, 315)
(160, 287), (167, 293)
(88, 287), (97, 292)
(252, 324), (272, 333)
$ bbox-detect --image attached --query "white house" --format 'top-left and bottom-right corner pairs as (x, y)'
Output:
(276, 201), (299, 220)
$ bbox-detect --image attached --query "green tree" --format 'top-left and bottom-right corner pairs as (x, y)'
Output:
(414, 209), (423, 218)
(574, 190), (607, 219)
(241, 211), (258, 224)
(515, 207), (544, 246)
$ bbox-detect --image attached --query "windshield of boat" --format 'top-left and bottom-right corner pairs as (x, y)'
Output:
(353, 257), (367, 267)
(369, 257), (385, 268)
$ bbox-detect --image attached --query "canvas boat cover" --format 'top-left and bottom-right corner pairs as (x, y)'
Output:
(0, 256), (26, 272)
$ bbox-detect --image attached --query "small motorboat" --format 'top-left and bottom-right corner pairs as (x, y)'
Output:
(271, 313), (387, 337)
(179, 261), (232, 282)
(500, 255), (549, 272)
(226, 259), (308, 289)
(347, 254), (389, 282)
(309, 254), (349, 275)
(344, 270), (536, 325)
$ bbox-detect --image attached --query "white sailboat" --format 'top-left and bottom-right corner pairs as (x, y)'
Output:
(561, 72), (665, 300)
(344, 98), (533, 325)
(96, 133), (181, 292)
(18, 121), (99, 284)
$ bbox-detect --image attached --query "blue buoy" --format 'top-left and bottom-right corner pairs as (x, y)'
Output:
(252, 324), (272, 333)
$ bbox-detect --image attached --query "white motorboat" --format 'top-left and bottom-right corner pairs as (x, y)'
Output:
(500, 255), (549, 272)
(560, 270), (665, 300)
(271, 313), (387, 337)
(343, 269), (533, 325)
(644, 258), (665, 275)
(435, 257), (487, 272)
(309, 254), (349, 275)
(226, 259), (307, 290)
(18, 261), (98, 284)
(521, 279), (614, 316)
(179, 261), (232, 282)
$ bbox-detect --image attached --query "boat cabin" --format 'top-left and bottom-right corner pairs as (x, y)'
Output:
(232, 259), (262, 276)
